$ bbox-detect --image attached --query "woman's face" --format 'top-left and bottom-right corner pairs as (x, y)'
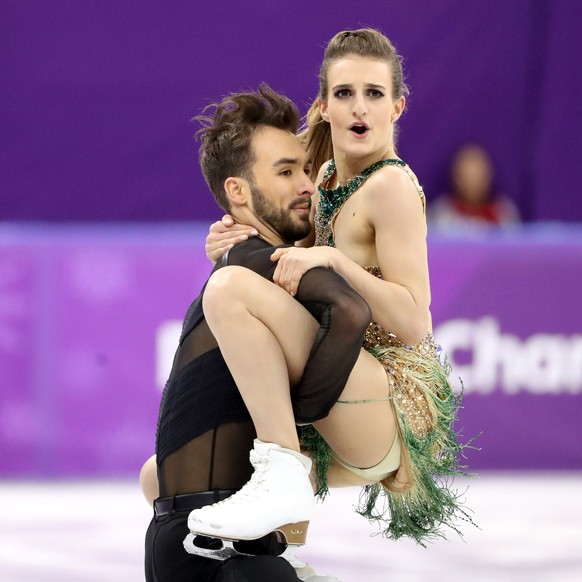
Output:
(319, 55), (404, 162)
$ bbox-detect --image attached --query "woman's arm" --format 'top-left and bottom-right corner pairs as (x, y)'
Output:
(205, 215), (258, 263)
(272, 167), (431, 345)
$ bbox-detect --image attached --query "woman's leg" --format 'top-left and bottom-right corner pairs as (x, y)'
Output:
(188, 266), (318, 546)
(314, 349), (397, 470)
(203, 265), (396, 470)
(188, 265), (395, 545)
(140, 454), (159, 506)
(203, 266), (319, 452)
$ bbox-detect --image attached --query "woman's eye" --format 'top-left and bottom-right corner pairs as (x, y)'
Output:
(280, 170), (292, 176)
(368, 89), (384, 98)
(334, 89), (351, 98)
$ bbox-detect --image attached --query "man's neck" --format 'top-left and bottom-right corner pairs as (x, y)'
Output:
(232, 210), (285, 246)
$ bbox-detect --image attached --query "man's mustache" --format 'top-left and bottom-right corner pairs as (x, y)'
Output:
(290, 197), (312, 210)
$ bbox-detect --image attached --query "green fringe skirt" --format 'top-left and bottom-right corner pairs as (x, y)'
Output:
(300, 334), (478, 546)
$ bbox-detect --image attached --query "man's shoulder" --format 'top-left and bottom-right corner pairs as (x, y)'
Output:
(222, 237), (279, 268)
(223, 237), (271, 263)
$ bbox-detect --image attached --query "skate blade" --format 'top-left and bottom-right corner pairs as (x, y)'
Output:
(183, 533), (253, 560)
(187, 520), (309, 545)
(183, 530), (298, 560)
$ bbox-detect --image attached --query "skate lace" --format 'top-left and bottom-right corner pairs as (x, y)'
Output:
(213, 451), (271, 506)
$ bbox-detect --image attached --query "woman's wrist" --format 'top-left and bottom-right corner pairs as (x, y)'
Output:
(327, 247), (341, 271)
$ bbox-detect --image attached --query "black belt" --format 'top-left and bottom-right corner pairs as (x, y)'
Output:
(154, 489), (236, 518)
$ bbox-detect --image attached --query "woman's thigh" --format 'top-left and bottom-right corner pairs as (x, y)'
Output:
(314, 349), (397, 470)
(206, 266), (397, 469)
(204, 266), (319, 385)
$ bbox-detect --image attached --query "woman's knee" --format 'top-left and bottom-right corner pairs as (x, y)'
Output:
(203, 266), (251, 320)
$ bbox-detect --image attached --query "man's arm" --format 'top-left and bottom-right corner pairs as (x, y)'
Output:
(226, 239), (371, 424)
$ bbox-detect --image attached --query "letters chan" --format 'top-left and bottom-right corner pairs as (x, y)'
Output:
(435, 317), (582, 396)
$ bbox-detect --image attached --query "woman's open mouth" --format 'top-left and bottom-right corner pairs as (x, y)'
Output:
(349, 123), (369, 137)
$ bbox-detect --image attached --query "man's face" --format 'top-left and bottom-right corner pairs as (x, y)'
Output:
(247, 126), (314, 243)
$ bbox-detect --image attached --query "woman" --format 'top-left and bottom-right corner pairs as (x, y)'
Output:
(189, 28), (473, 549)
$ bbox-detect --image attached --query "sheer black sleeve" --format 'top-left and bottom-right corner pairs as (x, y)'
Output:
(225, 238), (371, 424)
(291, 267), (371, 423)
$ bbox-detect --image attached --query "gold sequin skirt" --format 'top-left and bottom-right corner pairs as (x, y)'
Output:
(357, 321), (476, 543)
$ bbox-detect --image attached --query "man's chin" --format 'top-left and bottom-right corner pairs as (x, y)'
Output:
(280, 225), (311, 243)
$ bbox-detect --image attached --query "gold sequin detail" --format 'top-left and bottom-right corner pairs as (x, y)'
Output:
(314, 160), (432, 439)
(363, 266), (438, 439)
(314, 206), (334, 248)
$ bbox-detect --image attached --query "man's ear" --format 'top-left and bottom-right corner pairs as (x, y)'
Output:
(224, 177), (249, 207)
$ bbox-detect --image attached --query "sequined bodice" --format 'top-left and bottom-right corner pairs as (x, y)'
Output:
(314, 158), (425, 248)
(314, 158), (427, 350)
(363, 266), (440, 439)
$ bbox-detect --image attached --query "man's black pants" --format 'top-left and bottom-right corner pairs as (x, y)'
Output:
(144, 507), (301, 581)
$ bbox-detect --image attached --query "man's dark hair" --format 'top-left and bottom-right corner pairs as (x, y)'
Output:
(196, 84), (301, 211)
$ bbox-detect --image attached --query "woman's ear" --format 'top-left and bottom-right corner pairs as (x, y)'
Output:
(319, 99), (330, 122)
(391, 96), (406, 122)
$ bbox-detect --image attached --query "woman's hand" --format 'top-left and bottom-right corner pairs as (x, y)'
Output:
(271, 246), (337, 296)
(205, 215), (258, 263)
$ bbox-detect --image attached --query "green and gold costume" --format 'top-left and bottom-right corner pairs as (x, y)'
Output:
(301, 158), (477, 545)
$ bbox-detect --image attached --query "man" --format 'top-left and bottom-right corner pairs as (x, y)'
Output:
(144, 85), (370, 581)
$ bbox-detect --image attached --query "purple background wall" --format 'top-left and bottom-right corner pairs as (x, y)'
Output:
(1, 0), (581, 222)
(1, 2), (582, 478)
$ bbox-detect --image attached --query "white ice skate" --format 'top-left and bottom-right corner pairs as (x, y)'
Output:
(183, 440), (313, 559)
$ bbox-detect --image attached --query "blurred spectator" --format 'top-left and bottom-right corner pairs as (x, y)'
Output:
(429, 144), (521, 229)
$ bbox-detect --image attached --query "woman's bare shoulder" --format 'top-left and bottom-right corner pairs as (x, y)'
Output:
(364, 164), (423, 211)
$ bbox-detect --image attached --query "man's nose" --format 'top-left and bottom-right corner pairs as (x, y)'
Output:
(300, 174), (315, 196)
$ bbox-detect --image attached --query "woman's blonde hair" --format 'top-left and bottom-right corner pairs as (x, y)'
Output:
(300, 29), (409, 178)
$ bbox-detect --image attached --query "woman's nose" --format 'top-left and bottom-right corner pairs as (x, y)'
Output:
(352, 93), (367, 117)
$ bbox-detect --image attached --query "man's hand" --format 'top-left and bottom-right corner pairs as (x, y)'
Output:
(205, 215), (258, 263)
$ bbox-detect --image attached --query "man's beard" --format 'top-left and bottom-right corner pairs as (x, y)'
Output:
(249, 182), (311, 243)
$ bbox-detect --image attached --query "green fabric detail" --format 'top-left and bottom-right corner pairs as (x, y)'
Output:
(300, 343), (480, 546)
(336, 396), (393, 404)
(299, 424), (331, 499)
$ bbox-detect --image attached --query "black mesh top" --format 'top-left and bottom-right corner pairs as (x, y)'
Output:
(155, 237), (370, 498)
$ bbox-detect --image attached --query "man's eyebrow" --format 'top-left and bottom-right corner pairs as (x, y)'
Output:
(272, 157), (301, 167)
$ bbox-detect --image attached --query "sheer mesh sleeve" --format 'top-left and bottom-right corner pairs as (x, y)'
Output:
(226, 238), (371, 423)
(292, 267), (371, 422)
